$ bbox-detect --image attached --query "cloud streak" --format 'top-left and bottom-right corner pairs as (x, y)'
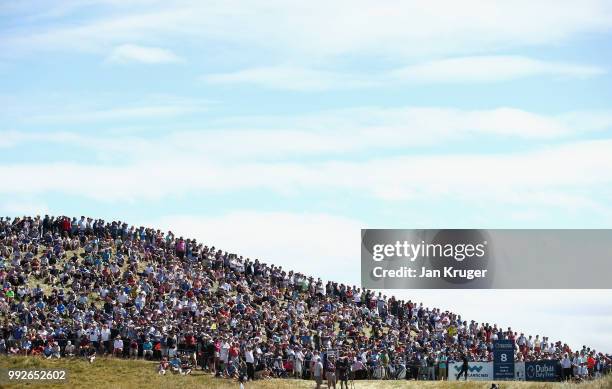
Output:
(1, 95), (211, 126)
(1, 138), (612, 214)
(202, 57), (605, 90)
(203, 66), (377, 91)
(390, 55), (605, 83)
(3, 1), (612, 61)
(5, 106), (612, 149)
(106, 44), (183, 64)
(3, 104), (612, 214)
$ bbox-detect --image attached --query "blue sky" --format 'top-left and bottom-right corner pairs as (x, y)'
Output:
(1, 1), (612, 352)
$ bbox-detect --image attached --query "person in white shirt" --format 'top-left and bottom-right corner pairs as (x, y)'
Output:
(64, 341), (75, 357)
(220, 340), (230, 374)
(100, 325), (111, 355)
(135, 293), (146, 311)
(579, 362), (589, 379)
(561, 354), (572, 381)
(220, 282), (231, 292)
(113, 337), (123, 357)
(89, 326), (100, 351)
(517, 334), (526, 349)
(78, 217), (86, 233)
(316, 283), (325, 296)
(51, 342), (61, 359)
(294, 348), (304, 379)
(572, 351), (582, 378)
(313, 356), (323, 389)
(244, 346), (255, 381)
(118, 292), (128, 305)
(145, 264), (154, 275)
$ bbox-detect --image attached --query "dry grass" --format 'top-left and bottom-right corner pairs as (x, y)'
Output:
(0, 357), (610, 389)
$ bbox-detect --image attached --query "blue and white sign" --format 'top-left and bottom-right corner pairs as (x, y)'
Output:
(448, 362), (493, 381)
(525, 360), (560, 381)
(493, 339), (515, 380)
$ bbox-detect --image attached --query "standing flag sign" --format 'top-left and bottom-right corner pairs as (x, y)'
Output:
(493, 339), (515, 380)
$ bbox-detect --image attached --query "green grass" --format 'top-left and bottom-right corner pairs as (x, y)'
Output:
(0, 357), (610, 389)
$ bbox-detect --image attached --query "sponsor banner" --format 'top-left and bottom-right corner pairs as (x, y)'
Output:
(515, 362), (526, 381)
(361, 229), (612, 289)
(525, 360), (561, 381)
(448, 362), (493, 381)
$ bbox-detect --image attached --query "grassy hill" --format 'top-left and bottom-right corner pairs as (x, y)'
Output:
(0, 356), (610, 389)
(2, 233), (609, 389)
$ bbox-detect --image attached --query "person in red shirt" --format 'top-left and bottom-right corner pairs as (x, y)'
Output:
(284, 358), (293, 372)
(30, 344), (44, 356)
(185, 333), (197, 362)
(587, 353), (596, 377)
(61, 217), (71, 236)
(129, 339), (139, 359)
(229, 343), (240, 364)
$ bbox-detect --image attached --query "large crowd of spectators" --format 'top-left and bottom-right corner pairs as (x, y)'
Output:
(0, 215), (610, 384)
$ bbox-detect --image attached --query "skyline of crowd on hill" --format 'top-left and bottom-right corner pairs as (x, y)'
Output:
(0, 215), (610, 382)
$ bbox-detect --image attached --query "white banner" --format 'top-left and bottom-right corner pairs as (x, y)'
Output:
(448, 361), (493, 381)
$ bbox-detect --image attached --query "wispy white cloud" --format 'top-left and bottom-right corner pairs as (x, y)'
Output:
(390, 55), (605, 83)
(1, 95), (210, 125)
(30, 104), (201, 123)
(106, 44), (183, 64)
(3, 1), (612, 61)
(203, 66), (376, 91)
(0, 130), (81, 148)
(1, 138), (612, 214)
(3, 106), (612, 154)
(202, 56), (605, 90)
(8, 105), (612, 148)
(205, 106), (612, 151)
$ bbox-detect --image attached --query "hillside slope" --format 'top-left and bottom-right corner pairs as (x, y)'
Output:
(1, 216), (610, 389)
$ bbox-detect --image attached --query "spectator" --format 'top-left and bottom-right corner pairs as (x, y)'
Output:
(336, 355), (349, 389)
(313, 356), (323, 389)
(326, 356), (337, 389)
(158, 358), (169, 375)
(113, 337), (123, 358)
(65, 341), (76, 357)
(86, 343), (97, 364)
(244, 346), (255, 381)
(438, 352), (448, 380)
(129, 338), (139, 359)
(143, 338), (153, 359)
